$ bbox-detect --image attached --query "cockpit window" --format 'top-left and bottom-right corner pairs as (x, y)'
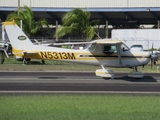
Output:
(110, 45), (117, 53)
(103, 45), (117, 53)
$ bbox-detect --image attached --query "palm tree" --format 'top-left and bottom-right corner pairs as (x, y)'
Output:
(6, 5), (48, 37)
(54, 8), (99, 40)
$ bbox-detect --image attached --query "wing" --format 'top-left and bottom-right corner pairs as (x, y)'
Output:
(52, 42), (91, 46)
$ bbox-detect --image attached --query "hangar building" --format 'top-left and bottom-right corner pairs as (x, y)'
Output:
(0, 0), (160, 39)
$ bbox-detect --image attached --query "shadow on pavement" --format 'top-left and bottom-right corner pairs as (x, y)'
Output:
(114, 76), (157, 82)
(39, 77), (65, 79)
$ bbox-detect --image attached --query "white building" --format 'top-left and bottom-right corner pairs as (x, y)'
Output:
(1, 0), (160, 39)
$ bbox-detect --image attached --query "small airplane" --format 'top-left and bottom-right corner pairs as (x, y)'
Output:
(2, 21), (152, 79)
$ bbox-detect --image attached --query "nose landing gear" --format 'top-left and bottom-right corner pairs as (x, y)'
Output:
(128, 67), (144, 79)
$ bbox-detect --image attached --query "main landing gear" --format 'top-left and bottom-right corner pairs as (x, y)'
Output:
(95, 65), (115, 79)
(95, 66), (144, 79)
(22, 58), (31, 65)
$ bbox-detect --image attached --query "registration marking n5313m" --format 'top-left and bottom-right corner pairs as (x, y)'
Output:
(40, 52), (76, 60)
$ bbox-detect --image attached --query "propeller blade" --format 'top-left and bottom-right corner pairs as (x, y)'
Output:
(152, 42), (154, 55)
(151, 42), (154, 69)
(151, 58), (153, 69)
(117, 43), (121, 65)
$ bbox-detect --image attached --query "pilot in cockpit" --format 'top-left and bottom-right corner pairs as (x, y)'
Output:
(103, 46), (112, 53)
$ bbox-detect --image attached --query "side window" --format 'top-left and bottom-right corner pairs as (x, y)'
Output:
(110, 45), (117, 53)
(103, 45), (117, 53)
(103, 46), (111, 52)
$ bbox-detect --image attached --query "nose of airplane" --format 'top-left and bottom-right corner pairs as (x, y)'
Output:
(144, 51), (152, 59)
(144, 51), (152, 62)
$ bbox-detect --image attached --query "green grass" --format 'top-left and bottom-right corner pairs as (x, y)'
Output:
(0, 94), (160, 120)
(1, 56), (160, 72)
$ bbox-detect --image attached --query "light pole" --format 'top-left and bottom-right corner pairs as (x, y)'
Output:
(18, 0), (23, 29)
(18, 0), (20, 15)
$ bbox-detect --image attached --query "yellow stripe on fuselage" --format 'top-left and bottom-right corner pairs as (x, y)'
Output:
(38, 51), (150, 61)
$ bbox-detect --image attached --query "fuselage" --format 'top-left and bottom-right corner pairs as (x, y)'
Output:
(21, 43), (151, 68)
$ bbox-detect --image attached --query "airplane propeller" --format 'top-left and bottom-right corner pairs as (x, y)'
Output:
(151, 43), (154, 69)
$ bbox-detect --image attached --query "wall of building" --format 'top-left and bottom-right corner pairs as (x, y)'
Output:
(111, 29), (160, 49)
(0, 0), (160, 8)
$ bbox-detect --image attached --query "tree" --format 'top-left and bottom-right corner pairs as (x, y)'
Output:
(6, 5), (48, 37)
(54, 8), (99, 40)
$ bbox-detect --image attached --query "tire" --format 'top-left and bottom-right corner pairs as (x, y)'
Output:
(42, 60), (45, 64)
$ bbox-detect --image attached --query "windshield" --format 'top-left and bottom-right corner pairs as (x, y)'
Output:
(131, 45), (143, 48)
(88, 43), (97, 52)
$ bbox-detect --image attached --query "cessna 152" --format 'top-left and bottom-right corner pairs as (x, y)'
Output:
(3, 21), (152, 79)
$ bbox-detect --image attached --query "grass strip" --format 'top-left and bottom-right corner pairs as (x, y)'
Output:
(1, 57), (160, 72)
(0, 94), (160, 120)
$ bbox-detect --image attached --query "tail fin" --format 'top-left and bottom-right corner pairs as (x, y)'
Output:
(3, 21), (34, 51)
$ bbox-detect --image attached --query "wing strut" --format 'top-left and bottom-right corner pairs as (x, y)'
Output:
(117, 43), (122, 65)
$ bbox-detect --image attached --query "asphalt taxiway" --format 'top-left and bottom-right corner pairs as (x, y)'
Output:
(0, 71), (160, 94)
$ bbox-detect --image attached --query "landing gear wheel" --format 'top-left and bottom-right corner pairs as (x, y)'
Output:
(128, 67), (144, 79)
(25, 58), (31, 62)
(95, 68), (115, 79)
(42, 60), (45, 64)
(22, 58), (27, 65)
(103, 77), (111, 80)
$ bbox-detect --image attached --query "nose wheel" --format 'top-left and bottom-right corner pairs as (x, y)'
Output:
(128, 67), (144, 79)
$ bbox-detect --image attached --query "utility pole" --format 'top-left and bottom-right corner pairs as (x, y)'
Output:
(18, 0), (20, 15)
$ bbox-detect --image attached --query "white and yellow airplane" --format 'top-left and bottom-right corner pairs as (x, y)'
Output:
(2, 21), (152, 79)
